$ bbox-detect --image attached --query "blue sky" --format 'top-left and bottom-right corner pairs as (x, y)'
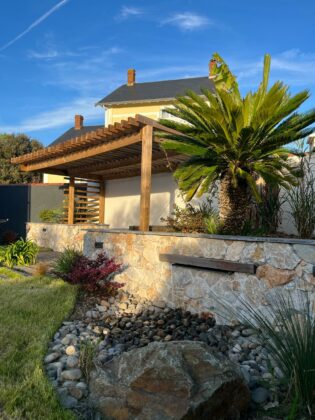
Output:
(0, 0), (315, 145)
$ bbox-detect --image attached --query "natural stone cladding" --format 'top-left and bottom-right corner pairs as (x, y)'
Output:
(83, 230), (315, 322)
(26, 223), (109, 252)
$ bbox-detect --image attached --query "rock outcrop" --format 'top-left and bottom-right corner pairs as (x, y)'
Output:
(89, 341), (250, 419)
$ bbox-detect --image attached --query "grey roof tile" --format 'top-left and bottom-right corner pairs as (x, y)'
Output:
(49, 125), (103, 146)
(97, 76), (215, 106)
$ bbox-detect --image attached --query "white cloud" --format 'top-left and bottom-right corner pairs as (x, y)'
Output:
(0, 97), (103, 133)
(163, 12), (210, 31)
(234, 49), (315, 88)
(1, 46), (123, 134)
(27, 32), (86, 61)
(28, 48), (82, 60)
(0, 0), (70, 52)
(28, 49), (59, 59)
(43, 46), (123, 94)
(118, 6), (143, 20)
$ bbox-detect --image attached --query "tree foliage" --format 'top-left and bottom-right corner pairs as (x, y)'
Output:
(0, 133), (43, 184)
(159, 53), (315, 232)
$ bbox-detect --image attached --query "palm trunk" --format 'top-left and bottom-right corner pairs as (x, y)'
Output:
(219, 175), (251, 234)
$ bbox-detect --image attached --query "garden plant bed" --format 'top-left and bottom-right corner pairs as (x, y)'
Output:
(45, 289), (288, 419)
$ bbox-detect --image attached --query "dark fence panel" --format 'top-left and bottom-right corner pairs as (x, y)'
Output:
(0, 184), (64, 242)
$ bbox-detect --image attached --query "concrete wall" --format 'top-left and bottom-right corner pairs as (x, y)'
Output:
(83, 230), (315, 322)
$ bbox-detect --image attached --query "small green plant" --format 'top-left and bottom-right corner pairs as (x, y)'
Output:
(218, 289), (315, 416)
(79, 339), (97, 380)
(162, 197), (220, 234)
(39, 208), (64, 223)
(204, 213), (221, 234)
(2, 238), (39, 268)
(53, 248), (82, 275)
(287, 147), (315, 238)
(256, 185), (285, 235)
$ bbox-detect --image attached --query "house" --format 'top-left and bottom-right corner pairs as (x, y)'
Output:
(44, 65), (214, 183)
(34, 64), (215, 229)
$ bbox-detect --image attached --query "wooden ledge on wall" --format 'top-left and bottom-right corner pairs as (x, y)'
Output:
(159, 254), (257, 274)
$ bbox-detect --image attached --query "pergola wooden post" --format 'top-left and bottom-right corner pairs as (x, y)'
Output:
(99, 179), (105, 224)
(68, 176), (75, 224)
(139, 125), (153, 231)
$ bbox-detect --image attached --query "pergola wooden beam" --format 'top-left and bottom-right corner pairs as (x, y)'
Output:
(20, 132), (142, 172)
(12, 114), (188, 230)
(139, 125), (153, 231)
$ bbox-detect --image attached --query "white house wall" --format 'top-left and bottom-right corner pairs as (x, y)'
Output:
(104, 173), (184, 228)
(100, 153), (315, 235)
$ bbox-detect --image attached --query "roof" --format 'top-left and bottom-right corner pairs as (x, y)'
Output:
(97, 76), (215, 107)
(50, 125), (104, 146)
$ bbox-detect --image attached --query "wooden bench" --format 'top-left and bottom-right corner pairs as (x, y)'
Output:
(159, 253), (256, 274)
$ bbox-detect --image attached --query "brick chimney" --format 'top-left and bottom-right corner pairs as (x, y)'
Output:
(127, 69), (136, 86)
(74, 114), (84, 130)
(209, 59), (216, 79)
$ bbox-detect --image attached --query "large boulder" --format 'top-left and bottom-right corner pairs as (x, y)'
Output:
(89, 341), (250, 419)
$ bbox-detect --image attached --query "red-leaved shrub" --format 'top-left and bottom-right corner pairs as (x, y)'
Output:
(62, 252), (122, 292)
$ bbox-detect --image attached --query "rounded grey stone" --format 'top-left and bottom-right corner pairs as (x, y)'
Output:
(60, 394), (78, 409)
(251, 387), (270, 404)
(66, 355), (79, 368)
(69, 386), (84, 400)
(241, 328), (256, 337)
(44, 352), (60, 364)
(61, 369), (82, 381)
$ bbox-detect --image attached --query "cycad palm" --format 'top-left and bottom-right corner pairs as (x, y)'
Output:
(160, 54), (315, 233)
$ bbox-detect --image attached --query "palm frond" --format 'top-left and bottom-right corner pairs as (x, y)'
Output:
(160, 53), (315, 202)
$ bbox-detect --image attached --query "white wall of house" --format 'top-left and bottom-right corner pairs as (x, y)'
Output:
(97, 153), (315, 236)
(104, 173), (185, 228)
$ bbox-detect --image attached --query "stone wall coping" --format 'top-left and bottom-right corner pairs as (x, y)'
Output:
(26, 222), (109, 228)
(83, 228), (315, 246)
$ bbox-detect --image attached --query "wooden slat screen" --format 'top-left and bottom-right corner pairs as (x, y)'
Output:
(63, 178), (101, 224)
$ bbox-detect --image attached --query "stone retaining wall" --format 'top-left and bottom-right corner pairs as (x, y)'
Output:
(83, 230), (315, 321)
(26, 222), (109, 252)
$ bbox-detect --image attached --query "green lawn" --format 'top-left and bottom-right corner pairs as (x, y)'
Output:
(0, 267), (77, 419)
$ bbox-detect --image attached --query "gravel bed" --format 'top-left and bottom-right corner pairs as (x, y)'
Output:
(45, 290), (283, 418)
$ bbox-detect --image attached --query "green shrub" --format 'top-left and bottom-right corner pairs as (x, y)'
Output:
(256, 186), (285, 235)
(39, 208), (64, 223)
(287, 154), (315, 238)
(2, 238), (39, 268)
(54, 248), (82, 276)
(219, 290), (315, 416)
(204, 213), (221, 234)
(162, 197), (220, 234)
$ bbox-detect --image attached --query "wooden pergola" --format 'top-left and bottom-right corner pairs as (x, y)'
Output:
(12, 115), (185, 231)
